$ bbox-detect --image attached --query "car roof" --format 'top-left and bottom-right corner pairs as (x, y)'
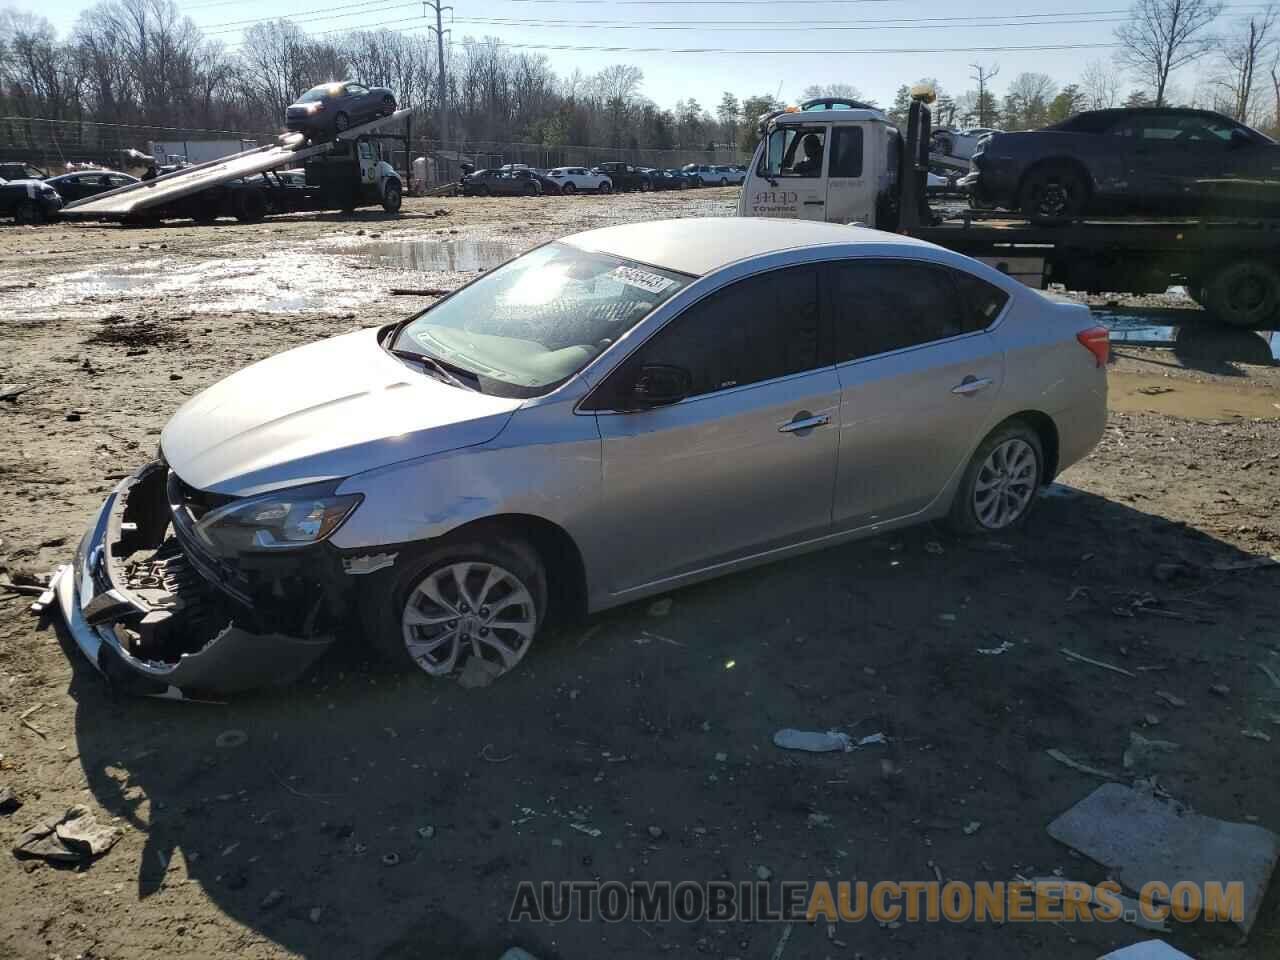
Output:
(562, 217), (934, 277)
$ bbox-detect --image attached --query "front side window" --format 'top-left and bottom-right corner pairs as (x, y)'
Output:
(761, 127), (827, 178)
(1140, 113), (1242, 144)
(394, 243), (690, 398)
(615, 266), (826, 400)
(346, 83), (369, 96)
(298, 83), (341, 103)
(829, 126), (864, 178)
(832, 260), (996, 362)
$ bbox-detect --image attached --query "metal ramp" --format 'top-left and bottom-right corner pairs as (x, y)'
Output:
(62, 109), (413, 218)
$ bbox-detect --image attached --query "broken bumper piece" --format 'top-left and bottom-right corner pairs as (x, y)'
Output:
(52, 462), (334, 699)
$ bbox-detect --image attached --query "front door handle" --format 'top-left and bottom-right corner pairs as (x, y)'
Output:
(952, 376), (994, 396)
(778, 413), (831, 433)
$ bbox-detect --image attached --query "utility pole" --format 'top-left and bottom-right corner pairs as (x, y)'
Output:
(425, 0), (452, 181)
(969, 61), (1000, 128)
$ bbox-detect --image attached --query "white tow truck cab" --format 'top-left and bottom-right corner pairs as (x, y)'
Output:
(738, 98), (904, 228)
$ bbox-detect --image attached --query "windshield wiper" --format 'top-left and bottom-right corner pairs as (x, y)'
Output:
(391, 348), (481, 392)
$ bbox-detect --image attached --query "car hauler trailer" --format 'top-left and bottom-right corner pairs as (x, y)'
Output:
(740, 94), (1280, 328)
(61, 109), (411, 225)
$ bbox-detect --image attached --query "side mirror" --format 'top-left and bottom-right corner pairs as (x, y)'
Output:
(624, 364), (692, 410)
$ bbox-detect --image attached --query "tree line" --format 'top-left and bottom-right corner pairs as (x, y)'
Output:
(2, 0), (1279, 161)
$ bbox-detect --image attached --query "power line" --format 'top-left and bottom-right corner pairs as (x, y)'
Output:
(202, 1), (417, 34)
(448, 16), (1135, 31)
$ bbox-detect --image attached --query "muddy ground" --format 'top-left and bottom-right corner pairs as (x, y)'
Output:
(1, 190), (1279, 960)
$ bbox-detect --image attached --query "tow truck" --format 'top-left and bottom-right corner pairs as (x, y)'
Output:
(60, 109), (411, 225)
(739, 91), (1280, 327)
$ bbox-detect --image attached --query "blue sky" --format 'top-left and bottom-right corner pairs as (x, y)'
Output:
(25, 0), (1263, 110)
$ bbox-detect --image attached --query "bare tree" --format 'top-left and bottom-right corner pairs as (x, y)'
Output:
(800, 82), (870, 104)
(1116, 0), (1224, 106)
(1216, 6), (1278, 121)
(1080, 58), (1125, 108)
(968, 61), (1000, 127)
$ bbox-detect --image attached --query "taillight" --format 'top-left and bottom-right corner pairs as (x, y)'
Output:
(1077, 326), (1110, 367)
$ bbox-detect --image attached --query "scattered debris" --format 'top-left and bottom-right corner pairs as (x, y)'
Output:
(1143, 713), (1162, 727)
(1026, 877), (1169, 933)
(806, 813), (832, 829)
(12, 805), (121, 864)
(1122, 732), (1181, 770)
(498, 950), (540, 960)
(1256, 662), (1280, 691)
(1154, 690), (1186, 708)
(260, 889), (285, 910)
(756, 864), (773, 881)
(569, 823), (602, 838)
(1047, 782), (1280, 935)
(417, 826), (436, 840)
(1241, 728), (1272, 742)
(773, 729), (852, 753)
(0, 383), (32, 402)
(459, 656), (503, 689)
(1210, 683), (1230, 697)
(480, 744), (514, 763)
(769, 922), (793, 960)
(1097, 941), (1194, 960)
(1210, 554), (1279, 572)
(381, 852), (401, 866)
(976, 640), (1015, 656)
(963, 821), (982, 835)
(647, 598), (671, 617)
(389, 287), (451, 296)
(1061, 648), (1136, 678)
(647, 825), (663, 840)
(18, 704), (47, 739)
(1152, 562), (1192, 583)
(0, 786), (21, 814)
(924, 541), (943, 554)
(309, 907), (324, 924)
(215, 729), (247, 749)
(1046, 748), (1119, 780)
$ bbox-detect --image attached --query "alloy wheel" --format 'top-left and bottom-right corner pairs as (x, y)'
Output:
(973, 438), (1037, 529)
(401, 561), (538, 676)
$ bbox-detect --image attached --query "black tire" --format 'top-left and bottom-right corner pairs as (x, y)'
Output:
(640, 179), (652, 192)
(363, 534), (548, 679)
(598, 181), (612, 194)
(382, 179), (402, 213)
(1203, 261), (1280, 328)
(333, 111), (350, 133)
(475, 184), (490, 197)
(719, 177), (729, 186)
(1019, 164), (1088, 223)
(523, 182), (539, 196)
(562, 182), (576, 195)
(947, 421), (1044, 536)
(678, 179), (687, 190)
(14, 199), (43, 225)
(234, 189), (267, 223)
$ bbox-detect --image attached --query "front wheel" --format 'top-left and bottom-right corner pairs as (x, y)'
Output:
(1019, 165), (1087, 223)
(562, 182), (577, 195)
(947, 422), (1044, 535)
(719, 178), (729, 186)
(382, 180), (402, 213)
(1203, 261), (1280, 328)
(367, 536), (547, 680)
(640, 179), (652, 192)
(333, 111), (350, 133)
(14, 199), (44, 225)
(234, 189), (267, 223)
(598, 181), (612, 194)
(475, 184), (490, 197)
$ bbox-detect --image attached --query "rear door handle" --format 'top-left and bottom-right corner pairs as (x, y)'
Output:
(778, 414), (830, 433)
(952, 376), (994, 395)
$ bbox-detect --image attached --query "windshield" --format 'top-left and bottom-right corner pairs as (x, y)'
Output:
(298, 84), (340, 103)
(393, 242), (691, 398)
(761, 126), (827, 177)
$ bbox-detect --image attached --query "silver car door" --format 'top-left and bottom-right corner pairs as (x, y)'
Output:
(588, 264), (839, 596)
(829, 259), (1008, 529)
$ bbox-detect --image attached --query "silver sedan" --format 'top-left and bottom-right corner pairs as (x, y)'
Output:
(53, 218), (1108, 696)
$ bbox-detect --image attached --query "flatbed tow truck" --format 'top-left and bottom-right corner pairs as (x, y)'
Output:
(741, 93), (1280, 328)
(60, 109), (412, 226)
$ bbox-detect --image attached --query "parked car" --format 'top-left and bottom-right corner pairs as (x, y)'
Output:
(593, 162), (655, 192)
(970, 107), (1280, 221)
(0, 161), (47, 181)
(546, 166), (613, 194)
(0, 177), (63, 223)
(931, 127), (999, 161)
(710, 165), (746, 186)
(644, 168), (687, 191)
(285, 81), (397, 135)
(45, 169), (138, 204)
(460, 168), (543, 197)
(53, 217), (1107, 696)
(681, 163), (719, 186)
(666, 168), (699, 188)
(529, 169), (564, 195)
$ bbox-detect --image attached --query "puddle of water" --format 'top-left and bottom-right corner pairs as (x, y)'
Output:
(334, 238), (516, 273)
(1110, 372), (1280, 419)
(1094, 310), (1280, 363)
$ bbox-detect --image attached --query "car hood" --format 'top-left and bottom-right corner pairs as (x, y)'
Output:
(160, 327), (523, 497)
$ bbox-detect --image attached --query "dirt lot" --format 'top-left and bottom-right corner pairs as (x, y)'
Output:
(2, 190), (1280, 960)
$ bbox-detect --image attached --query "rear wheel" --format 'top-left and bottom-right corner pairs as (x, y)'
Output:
(333, 111), (350, 133)
(382, 179), (402, 213)
(366, 535), (547, 680)
(599, 181), (612, 194)
(1019, 164), (1088, 223)
(562, 181), (576, 195)
(234, 189), (267, 223)
(14, 199), (44, 224)
(475, 184), (490, 197)
(1203, 261), (1280, 328)
(640, 179), (652, 192)
(523, 182), (538, 196)
(947, 422), (1044, 535)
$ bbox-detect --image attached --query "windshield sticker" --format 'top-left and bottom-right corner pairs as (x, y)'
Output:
(609, 265), (675, 295)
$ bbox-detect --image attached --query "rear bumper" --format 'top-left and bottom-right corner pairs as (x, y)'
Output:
(53, 462), (335, 699)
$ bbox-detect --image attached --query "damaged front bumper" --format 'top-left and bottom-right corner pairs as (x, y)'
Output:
(50, 462), (336, 699)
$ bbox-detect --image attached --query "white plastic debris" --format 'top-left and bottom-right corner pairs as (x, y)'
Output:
(773, 729), (886, 752)
(1097, 940), (1195, 960)
(976, 640), (1015, 656)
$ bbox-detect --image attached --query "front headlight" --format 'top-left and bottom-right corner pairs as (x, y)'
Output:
(194, 484), (361, 553)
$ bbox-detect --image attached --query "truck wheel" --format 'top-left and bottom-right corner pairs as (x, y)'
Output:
(382, 180), (402, 213)
(234, 189), (267, 223)
(14, 199), (44, 225)
(1019, 165), (1087, 223)
(1203, 261), (1280, 328)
